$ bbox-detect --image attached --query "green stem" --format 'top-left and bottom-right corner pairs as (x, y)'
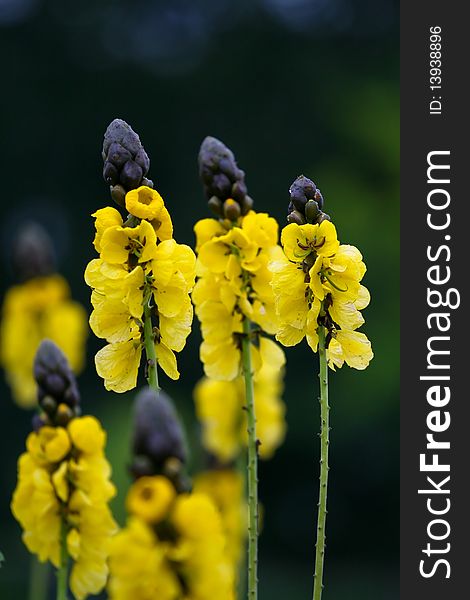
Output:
(56, 519), (68, 600)
(313, 325), (330, 600)
(143, 297), (160, 393)
(241, 318), (258, 600)
(29, 557), (49, 600)
(235, 451), (248, 600)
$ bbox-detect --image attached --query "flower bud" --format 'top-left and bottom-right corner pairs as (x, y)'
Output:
(102, 119), (150, 199)
(12, 223), (56, 281)
(208, 196), (224, 217)
(132, 387), (186, 474)
(317, 212), (331, 223)
(33, 340), (81, 419)
(223, 199), (241, 221)
(287, 210), (307, 225)
(110, 184), (127, 209)
(198, 136), (253, 213)
(56, 403), (74, 427)
(305, 199), (321, 223)
(40, 395), (57, 415)
(287, 175), (329, 224)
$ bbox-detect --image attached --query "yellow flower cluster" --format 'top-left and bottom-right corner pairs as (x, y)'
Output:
(193, 211), (283, 380)
(194, 470), (246, 573)
(194, 338), (286, 461)
(271, 221), (373, 369)
(85, 186), (196, 391)
(11, 416), (117, 600)
(0, 275), (87, 407)
(108, 475), (235, 600)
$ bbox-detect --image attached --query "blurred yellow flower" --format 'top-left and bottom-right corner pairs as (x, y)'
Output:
(0, 275), (87, 407)
(109, 477), (235, 600)
(126, 475), (176, 524)
(11, 416), (117, 600)
(194, 339), (286, 461)
(194, 470), (246, 572)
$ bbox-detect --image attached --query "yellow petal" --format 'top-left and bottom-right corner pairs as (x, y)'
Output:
(95, 340), (142, 392)
(125, 186), (165, 221)
(155, 341), (180, 380)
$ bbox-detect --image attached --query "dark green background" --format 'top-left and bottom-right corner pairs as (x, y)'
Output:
(0, 1), (399, 598)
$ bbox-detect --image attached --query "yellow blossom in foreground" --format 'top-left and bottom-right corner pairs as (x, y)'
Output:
(271, 221), (373, 370)
(194, 470), (246, 572)
(108, 477), (235, 600)
(0, 275), (87, 407)
(86, 187), (196, 391)
(11, 416), (117, 600)
(193, 211), (282, 381)
(194, 339), (286, 461)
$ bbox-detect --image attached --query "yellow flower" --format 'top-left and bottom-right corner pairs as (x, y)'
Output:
(11, 416), (117, 599)
(88, 197), (195, 392)
(272, 220), (373, 370)
(95, 339), (143, 393)
(193, 212), (281, 382)
(194, 470), (246, 572)
(327, 329), (373, 370)
(126, 476), (176, 524)
(280, 221), (339, 263)
(92, 207), (123, 252)
(108, 481), (235, 600)
(108, 517), (181, 600)
(125, 186), (165, 221)
(194, 340), (286, 461)
(194, 218), (226, 251)
(0, 275), (87, 407)
(100, 220), (158, 265)
(68, 416), (106, 454)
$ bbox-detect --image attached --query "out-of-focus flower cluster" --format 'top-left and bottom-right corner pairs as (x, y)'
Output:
(11, 341), (116, 600)
(85, 185), (196, 391)
(109, 476), (235, 599)
(1, 274), (87, 407)
(194, 469), (246, 574)
(194, 340), (286, 462)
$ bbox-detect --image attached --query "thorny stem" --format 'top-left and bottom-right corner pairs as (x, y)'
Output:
(313, 325), (330, 600)
(241, 317), (258, 600)
(56, 519), (68, 600)
(143, 293), (160, 393)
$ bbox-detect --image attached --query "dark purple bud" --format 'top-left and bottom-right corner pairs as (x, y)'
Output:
(103, 162), (119, 186)
(120, 160), (143, 190)
(132, 387), (186, 469)
(231, 180), (247, 202)
(13, 223), (56, 281)
(32, 413), (48, 432)
(107, 142), (131, 168)
(134, 148), (150, 174)
(210, 173), (231, 197)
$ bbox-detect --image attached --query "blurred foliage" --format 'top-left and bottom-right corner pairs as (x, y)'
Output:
(0, 1), (398, 598)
